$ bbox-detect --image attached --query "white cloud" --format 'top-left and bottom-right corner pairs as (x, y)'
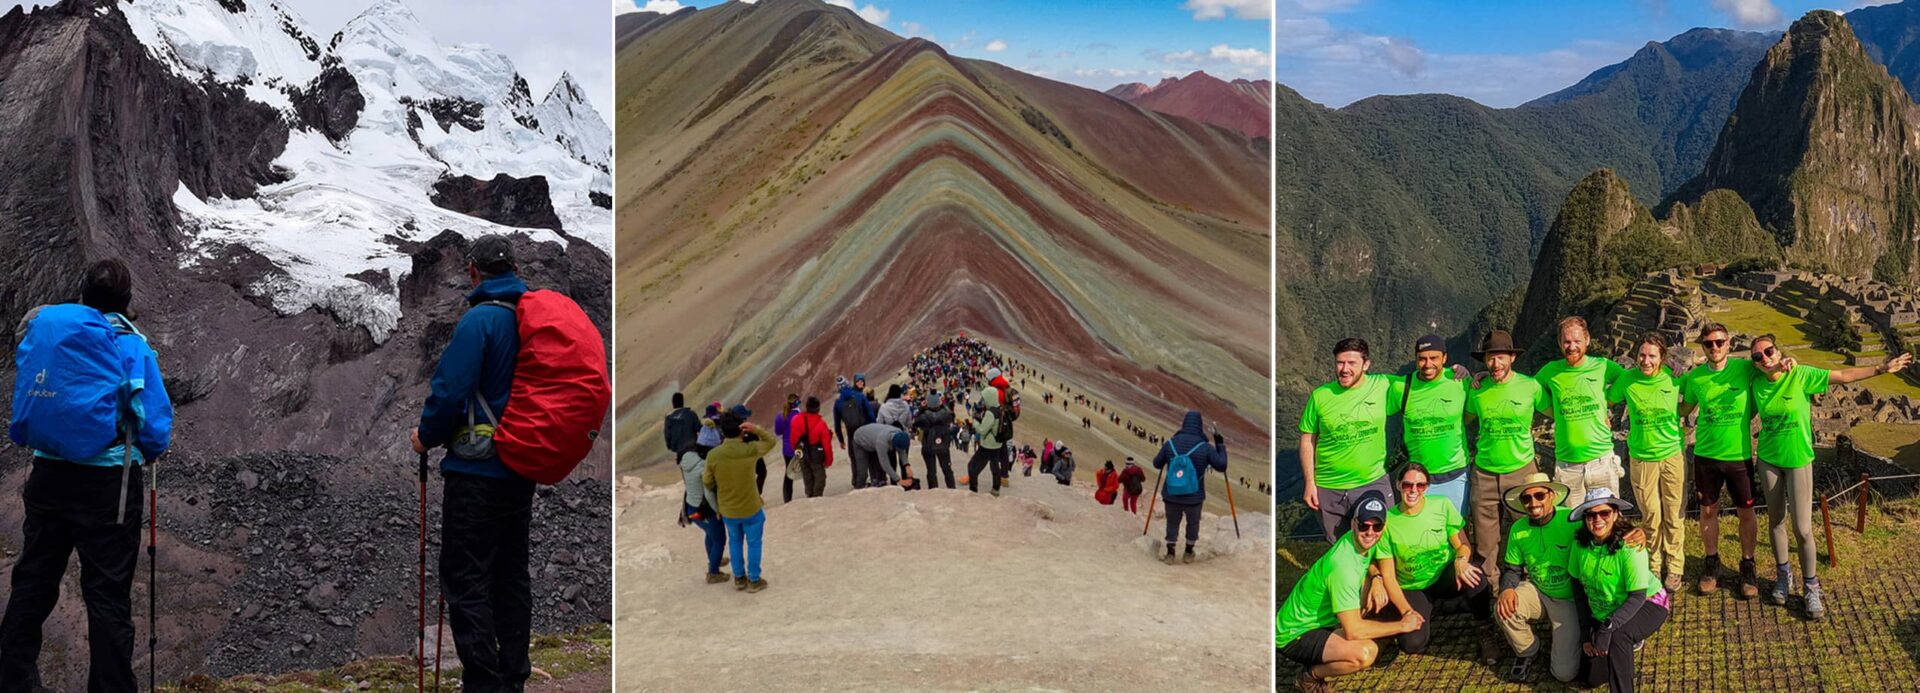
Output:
(639, 0), (684, 12)
(1183, 0), (1272, 21)
(1710, 0), (1781, 28)
(1275, 15), (1424, 77)
(1159, 44), (1273, 69)
(826, 0), (889, 26)
(985, 39), (1008, 53)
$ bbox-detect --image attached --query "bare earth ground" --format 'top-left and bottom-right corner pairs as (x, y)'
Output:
(616, 451), (1271, 691)
(1276, 494), (1920, 691)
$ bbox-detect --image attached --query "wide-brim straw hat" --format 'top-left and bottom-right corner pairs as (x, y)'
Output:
(1568, 487), (1636, 521)
(1502, 472), (1571, 515)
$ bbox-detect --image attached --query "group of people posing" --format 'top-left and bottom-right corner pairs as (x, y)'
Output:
(1278, 318), (1912, 692)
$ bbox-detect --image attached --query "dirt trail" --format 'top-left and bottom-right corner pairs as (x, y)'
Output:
(615, 457), (1271, 690)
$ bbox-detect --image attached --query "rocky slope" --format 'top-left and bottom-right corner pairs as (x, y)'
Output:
(1108, 71), (1272, 139)
(0, 0), (612, 686)
(614, 0), (1271, 474)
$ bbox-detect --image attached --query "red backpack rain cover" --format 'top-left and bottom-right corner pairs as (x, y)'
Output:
(494, 290), (610, 484)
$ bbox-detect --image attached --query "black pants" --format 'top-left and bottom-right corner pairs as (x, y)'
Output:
(798, 447), (827, 498)
(922, 446), (954, 489)
(1375, 561), (1492, 654)
(967, 447), (1003, 493)
(0, 459), (144, 693)
(440, 471), (536, 693)
(780, 454), (795, 503)
(1585, 602), (1669, 693)
(754, 458), (767, 497)
(1163, 500), (1202, 547)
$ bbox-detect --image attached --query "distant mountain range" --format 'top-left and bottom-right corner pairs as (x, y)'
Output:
(1106, 71), (1273, 139)
(1274, 0), (1920, 468)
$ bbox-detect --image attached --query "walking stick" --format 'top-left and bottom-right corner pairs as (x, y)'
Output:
(1141, 464), (1165, 536)
(148, 454), (159, 690)
(1223, 474), (1242, 539)
(417, 451), (428, 692)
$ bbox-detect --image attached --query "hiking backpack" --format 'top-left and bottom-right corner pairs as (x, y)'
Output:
(1163, 441), (1206, 496)
(475, 290), (610, 484)
(10, 305), (135, 462)
(991, 387), (1018, 443)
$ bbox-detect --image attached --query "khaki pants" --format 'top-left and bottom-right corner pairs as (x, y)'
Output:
(1555, 451), (1622, 507)
(1497, 581), (1582, 683)
(1630, 452), (1687, 579)
(1470, 464), (1538, 587)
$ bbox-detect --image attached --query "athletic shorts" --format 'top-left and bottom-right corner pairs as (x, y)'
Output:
(1694, 455), (1756, 508)
(1278, 627), (1334, 666)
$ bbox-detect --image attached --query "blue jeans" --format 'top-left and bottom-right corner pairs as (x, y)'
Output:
(1429, 469), (1468, 516)
(687, 504), (727, 574)
(724, 510), (766, 581)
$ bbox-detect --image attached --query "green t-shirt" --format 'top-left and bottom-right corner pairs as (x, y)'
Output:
(1752, 365), (1831, 469)
(1606, 367), (1682, 461)
(1466, 374), (1547, 474)
(1382, 498), (1465, 590)
(1534, 356), (1627, 463)
(1502, 507), (1579, 600)
(1679, 359), (1758, 461)
(1390, 372), (1469, 475)
(1299, 375), (1397, 490)
(1567, 541), (1658, 620)
(1275, 532), (1374, 647)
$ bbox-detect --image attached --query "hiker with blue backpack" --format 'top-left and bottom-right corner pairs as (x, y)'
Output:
(411, 235), (609, 692)
(3, 258), (172, 691)
(1152, 411), (1228, 565)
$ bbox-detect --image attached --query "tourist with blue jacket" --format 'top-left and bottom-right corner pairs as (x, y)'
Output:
(1152, 410), (1227, 565)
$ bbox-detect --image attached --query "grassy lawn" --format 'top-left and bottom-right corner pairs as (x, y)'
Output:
(165, 624), (610, 692)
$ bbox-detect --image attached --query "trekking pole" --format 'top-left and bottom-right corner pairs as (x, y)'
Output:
(148, 454), (159, 690)
(1141, 465), (1165, 536)
(434, 593), (446, 691)
(1222, 474), (1242, 539)
(417, 451), (428, 692)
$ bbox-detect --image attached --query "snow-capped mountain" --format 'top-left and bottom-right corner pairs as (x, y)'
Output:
(118, 0), (612, 341)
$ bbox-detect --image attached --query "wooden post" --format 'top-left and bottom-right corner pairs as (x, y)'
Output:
(1856, 472), (1872, 534)
(1821, 494), (1838, 568)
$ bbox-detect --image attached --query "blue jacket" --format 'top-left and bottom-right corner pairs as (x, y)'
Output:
(419, 273), (525, 479)
(1152, 411), (1227, 505)
(832, 385), (872, 442)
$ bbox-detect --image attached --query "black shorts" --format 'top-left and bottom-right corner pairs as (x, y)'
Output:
(1694, 455), (1756, 508)
(1279, 627), (1334, 666)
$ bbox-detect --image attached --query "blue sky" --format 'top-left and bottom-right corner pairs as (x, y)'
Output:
(615, 0), (1273, 90)
(1277, 0), (1899, 108)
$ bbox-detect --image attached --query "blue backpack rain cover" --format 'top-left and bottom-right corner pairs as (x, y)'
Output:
(1164, 441), (1206, 496)
(10, 304), (128, 461)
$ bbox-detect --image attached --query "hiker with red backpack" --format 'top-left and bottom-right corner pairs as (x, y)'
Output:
(411, 235), (608, 692)
(1153, 411), (1227, 565)
(3, 259), (172, 691)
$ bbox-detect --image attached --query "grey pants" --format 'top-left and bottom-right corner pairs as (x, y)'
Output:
(1164, 501), (1202, 547)
(1760, 461), (1817, 579)
(1314, 475), (1392, 543)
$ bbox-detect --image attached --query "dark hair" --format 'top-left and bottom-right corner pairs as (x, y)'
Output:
(1399, 462), (1431, 484)
(887, 384), (902, 400)
(718, 413), (744, 439)
(1637, 333), (1667, 362)
(1104, 460), (1115, 472)
(81, 259), (133, 315)
(1333, 337), (1369, 359)
(672, 392), (685, 408)
(805, 396), (821, 413)
(1575, 509), (1636, 553)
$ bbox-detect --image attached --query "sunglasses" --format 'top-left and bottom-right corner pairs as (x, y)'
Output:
(1520, 490), (1552, 502)
(1401, 481), (1429, 490)
(1702, 338), (1729, 347)
(1356, 522), (1384, 533)
(1585, 508), (1617, 521)
(1755, 346), (1779, 359)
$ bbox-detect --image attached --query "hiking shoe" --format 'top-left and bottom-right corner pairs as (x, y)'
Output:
(1477, 636), (1505, 666)
(705, 572), (729, 584)
(1504, 652), (1537, 682)
(990, 488), (1001, 497)
(1697, 567), (1718, 595)
(1161, 549), (1177, 565)
(1662, 573), (1683, 595)
(734, 577), (749, 591)
(1738, 558), (1759, 600)
(747, 578), (769, 593)
(1805, 583), (1826, 619)
(1293, 670), (1332, 692)
(1770, 566), (1791, 605)
(1182, 547), (1197, 564)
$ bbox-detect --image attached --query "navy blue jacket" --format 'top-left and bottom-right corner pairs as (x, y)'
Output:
(419, 273), (525, 479)
(1152, 410), (1227, 505)
(832, 384), (873, 443)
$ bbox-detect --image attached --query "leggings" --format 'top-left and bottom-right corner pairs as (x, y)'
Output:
(1760, 461), (1817, 579)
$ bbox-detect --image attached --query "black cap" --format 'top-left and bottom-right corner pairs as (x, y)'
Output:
(467, 234), (516, 273)
(1349, 490), (1389, 527)
(727, 403), (754, 421)
(1414, 334), (1445, 354)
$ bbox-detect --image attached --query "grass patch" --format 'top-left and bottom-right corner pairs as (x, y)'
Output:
(1713, 299), (1920, 401)
(166, 624), (609, 692)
